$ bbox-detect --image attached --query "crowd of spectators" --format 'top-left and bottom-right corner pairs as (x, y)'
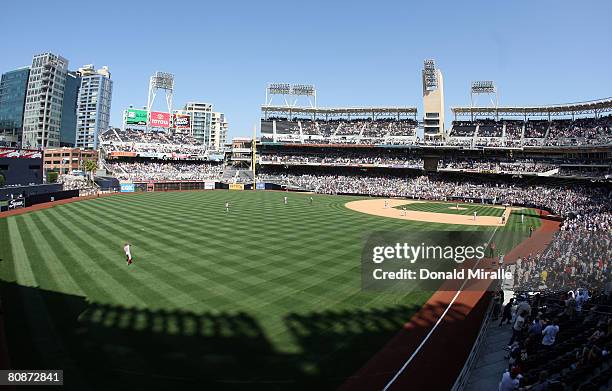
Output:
(450, 122), (477, 137)
(446, 116), (611, 147)
(57, 174), (98, 195)
(261, 116), (611, 147)
(493, 290), (612, 390)
(477, 120), (504, 137)
(524, 121), (549, 139)
(440, 158), (555, 173)
(260, 153), (423, 167)
(99, 128), (208, 156)
(505, 121), (524, 140)
(259, 154), (586, 175)
(513, 231), (610, 292)
(544, 116), (612, 146)
(106, 161), (223, 182)
(260, 118), (418, 144)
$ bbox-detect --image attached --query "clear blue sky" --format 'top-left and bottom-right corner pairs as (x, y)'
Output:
(1, 0), (611, 139)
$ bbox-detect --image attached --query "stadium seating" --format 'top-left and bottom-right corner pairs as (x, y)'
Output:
(99, 128), (208, 157)
(260, 118), (418, 145)
(105, 160), (223, 181)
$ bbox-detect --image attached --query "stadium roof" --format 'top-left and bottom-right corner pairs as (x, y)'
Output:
(261, 105), (417, 117)
(451, 97), (612, 117)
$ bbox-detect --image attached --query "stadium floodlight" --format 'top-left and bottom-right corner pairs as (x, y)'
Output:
(147, 71), (175, 131)
(268, 83), (292, 95)
(470, 80), (499, 120)
(151, 72), (175, 91)
(291, 84), (316, 96)
(423, 59), (438, 91)
(265, 83), (317, 108)
(471, 81), (496, 94)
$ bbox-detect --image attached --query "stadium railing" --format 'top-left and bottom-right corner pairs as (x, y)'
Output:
(451, 290), (497, 391)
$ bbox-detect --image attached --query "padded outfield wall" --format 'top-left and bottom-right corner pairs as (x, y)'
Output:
(0, 157), (43, 186)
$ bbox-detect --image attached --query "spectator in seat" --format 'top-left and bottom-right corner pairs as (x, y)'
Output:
(508, 310), (528, 347)
(541, 318), (560, 349)
(529, 316), (545, 337)
(498, 366), (522, 391)
(516, 299), (532, 318)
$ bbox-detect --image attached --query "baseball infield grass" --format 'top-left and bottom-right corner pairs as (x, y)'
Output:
(395, 201), (505, 217)
(0, 191), (541, 388)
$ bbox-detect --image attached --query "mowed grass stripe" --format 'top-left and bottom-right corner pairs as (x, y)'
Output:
(38, 209), (146, 306)
(21, 214), (84, 296)
(6, 217), (38, 287)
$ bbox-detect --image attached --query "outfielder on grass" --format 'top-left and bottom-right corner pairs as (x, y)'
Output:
(124, 243), (133, 265)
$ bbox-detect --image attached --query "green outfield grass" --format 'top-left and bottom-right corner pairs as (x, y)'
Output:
(394, 201), (506, 217)
(0, 191), (542, 388)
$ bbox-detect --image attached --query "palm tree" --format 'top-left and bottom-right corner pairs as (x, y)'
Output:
(83, 160), (98, 183)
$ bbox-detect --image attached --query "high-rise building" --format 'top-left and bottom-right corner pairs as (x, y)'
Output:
(60, 71), (80, 147)
(210, 111), (228, 151)
(183, 102), (228, 150)
(75, 65), (113, 149)
(22, 52), (69, 148)
(0, 67), (30, 147)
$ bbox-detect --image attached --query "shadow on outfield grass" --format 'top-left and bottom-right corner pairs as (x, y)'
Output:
(0, 281), (470, 391)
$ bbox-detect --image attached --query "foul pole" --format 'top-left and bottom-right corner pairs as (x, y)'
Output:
(252, 124), (257, 190)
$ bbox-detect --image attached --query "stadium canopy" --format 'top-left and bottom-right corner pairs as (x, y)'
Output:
(261, 105), (417, 120)
(451, 97), (612, 119)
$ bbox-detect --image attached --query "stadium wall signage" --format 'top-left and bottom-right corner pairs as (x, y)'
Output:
(120, 183), (135, 193)
(150, 112), (171, 128)
(125, 109), (148, 126)
(173, 114), (191, 129)
(229, 183), (244, 190)
(8, 197), (25, 210)
(0, 148), (42, 158)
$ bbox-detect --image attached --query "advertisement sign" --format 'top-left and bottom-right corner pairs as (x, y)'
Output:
(229, 183), (244, 191)
(0, 148), (42, 158)
(8, 196), (25, 210)
(204, 181), (215, 190)
(256, 182), (266, 190)
(173, 114), (191, 129)
(149, 111), (171, 128)
(120, 183), (135, 193)
(108, 151), (137, 158)
(125, 109), (148, 125)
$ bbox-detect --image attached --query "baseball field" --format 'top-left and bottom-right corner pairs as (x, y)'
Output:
(0, 190), (542, 389)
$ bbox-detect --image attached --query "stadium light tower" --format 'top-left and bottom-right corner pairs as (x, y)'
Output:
(147, 72), (175, 130)
(422, 59), (445, 139)
(470, 80), (499, 120)
(265, 83), (316, 108)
